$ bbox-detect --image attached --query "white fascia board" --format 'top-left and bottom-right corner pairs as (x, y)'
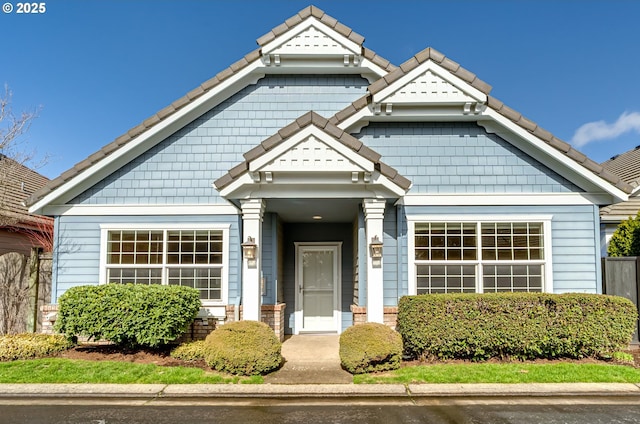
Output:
(261, 18), (361, 57)
(41, 203), (240, 216)
(249, 126), (375, 172)
(405, 214), (553, 222)
(372, 61), (487, 105)
(399, 192), (614, 207)
(480, 109), (629, 203)
(29, 61), (266, 215)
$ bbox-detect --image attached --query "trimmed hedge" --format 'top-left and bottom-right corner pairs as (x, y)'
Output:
(171, 340), (206, 362)
(398, 293), (638, 361)
(0, 333), (74, 361)
(340, 322), (403, 374)
(203, 321), (282, 376)
(55, 284), (201, 348)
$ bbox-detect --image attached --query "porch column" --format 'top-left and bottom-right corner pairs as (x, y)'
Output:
(241, 199), (266, 322)
(363, 199), (385, 323)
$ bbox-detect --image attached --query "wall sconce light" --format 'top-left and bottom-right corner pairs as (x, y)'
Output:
(242, 236), (257, 260)
(369, 235), (383, 259)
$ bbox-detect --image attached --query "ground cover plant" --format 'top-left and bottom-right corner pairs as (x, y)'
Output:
(0, 333), (74, 361)
(55, 284), (201, 348)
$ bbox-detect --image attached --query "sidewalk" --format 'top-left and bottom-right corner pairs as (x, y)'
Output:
(0, 383), (639, 401)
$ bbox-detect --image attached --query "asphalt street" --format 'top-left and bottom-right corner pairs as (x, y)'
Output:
(2, 401), (640, 424)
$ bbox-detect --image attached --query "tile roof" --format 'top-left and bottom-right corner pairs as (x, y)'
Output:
(600, 196), (640, 219)
(25, 5), (394, 208)
(602, 145), (640, 187)
(214, 111), (412, 192)
(0, 155), (52, 226)
(329, 46), (633, 194)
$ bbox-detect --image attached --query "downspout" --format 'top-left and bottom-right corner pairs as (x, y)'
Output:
(396, 204), (403, 300)
(234, 296), (241, 322)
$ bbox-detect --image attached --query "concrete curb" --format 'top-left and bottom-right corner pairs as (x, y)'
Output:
(1, 383), (639, 400)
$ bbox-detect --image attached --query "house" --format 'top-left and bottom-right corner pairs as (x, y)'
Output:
(27, 6), (631, 340)
(0, 154), (53, 256)
(600, 146), (640, 256)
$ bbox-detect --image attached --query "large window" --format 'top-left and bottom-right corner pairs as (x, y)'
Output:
(411, 218), (549, 294)
(102, 225), (228, 304)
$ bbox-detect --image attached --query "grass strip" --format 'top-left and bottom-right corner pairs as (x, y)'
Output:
(354, 363), (640, 384)
(0, 358), (263, 384)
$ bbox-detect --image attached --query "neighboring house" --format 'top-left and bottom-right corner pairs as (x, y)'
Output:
(600, 146), (640, 256)
(27, 6), (631, 339)
(0, 154), (53, 256)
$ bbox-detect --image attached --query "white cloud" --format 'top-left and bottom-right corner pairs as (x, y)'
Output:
(571, 111), (640, 147)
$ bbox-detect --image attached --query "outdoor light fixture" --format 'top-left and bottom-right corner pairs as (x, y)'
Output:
(369, 235), (383, 258)
(241, 236), (257, 260)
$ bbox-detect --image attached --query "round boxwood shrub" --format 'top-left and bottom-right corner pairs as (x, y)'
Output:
(203, 320), (282, 376)
(339, 322), (403, 374)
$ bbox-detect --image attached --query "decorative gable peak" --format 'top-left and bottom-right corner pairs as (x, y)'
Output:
(255, 6), (392, 79)
(363, 47), (493, 117)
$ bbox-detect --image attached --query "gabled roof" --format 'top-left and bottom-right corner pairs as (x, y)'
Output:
(26, 5), (394, 211)
(214, 111), (411, 193)
(328, 46), (633, 196)
(0, 155), (52, 227)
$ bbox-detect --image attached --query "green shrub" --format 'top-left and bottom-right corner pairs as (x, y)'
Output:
(171, 340), (206, 362)
(398, 293), (638, 361)
(608, 212), (640, 256)
(203, 321), (282, 376)
(0, 333), (74, 361)
(55, 284), (201, 348)
(340, 322), (403, 374)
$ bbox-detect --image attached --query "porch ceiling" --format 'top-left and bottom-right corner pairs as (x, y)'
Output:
(266, 198), (361, 223)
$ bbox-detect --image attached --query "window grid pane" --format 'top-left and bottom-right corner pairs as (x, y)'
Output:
(416, 264), (476, 294)
(483, 264), (543, 292)
(415, 222), (477, 261)
(415, 221), (545, 294)
(106, 229), (225, 301)
(168, 267), (222, 301)
(107, 230), (163, 265)
(107, 267), (162, 285)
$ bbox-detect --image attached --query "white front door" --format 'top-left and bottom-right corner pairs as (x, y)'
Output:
(295, 243), (341, 333)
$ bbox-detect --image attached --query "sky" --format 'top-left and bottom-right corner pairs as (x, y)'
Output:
(2, 0), (640, 179)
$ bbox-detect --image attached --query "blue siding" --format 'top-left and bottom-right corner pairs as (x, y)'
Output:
(52, 215), (241, 303)
(72, 75), (368, 205)
(358, 122), (581, 194)
(261, 213), (276, 305)
(403, 205), (600, 295)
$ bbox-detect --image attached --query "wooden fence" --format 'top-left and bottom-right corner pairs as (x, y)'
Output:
(602, 257), (640, 344)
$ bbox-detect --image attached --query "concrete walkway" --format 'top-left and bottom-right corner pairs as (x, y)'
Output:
(264, 335), (352, 384)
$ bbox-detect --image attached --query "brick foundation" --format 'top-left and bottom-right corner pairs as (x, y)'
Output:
(224, 303), (286, 342)
(40, 302), (287, 343)
(350, 305), (398, 330)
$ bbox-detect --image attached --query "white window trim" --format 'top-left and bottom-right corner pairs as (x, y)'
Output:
(407, 215), (553, 295)
(99, 223), (230, 306)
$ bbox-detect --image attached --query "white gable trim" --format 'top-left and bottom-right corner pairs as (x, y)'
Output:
(478, 110), (628, 202)
(262, 18), (361, 57)
(372, 61), (487, 105)
(250, 126), (374, 173)
(39, 203), (239, 216)
(400, 193), (616, 207)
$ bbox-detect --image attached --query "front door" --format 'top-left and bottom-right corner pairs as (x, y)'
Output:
(295, 243), (341, 333)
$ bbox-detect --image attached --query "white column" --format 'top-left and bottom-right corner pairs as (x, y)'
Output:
(363, 199), (385, 323)
(241, 199), (266, 322)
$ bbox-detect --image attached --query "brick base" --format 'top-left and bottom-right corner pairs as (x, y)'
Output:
(40, 302), (287, 343)
(350, 305), (398, 329)
(224, 303), (286, 342)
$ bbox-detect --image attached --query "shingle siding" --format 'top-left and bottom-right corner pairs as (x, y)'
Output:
(71, 75), (368, 205)
(51, 214), (241, 303)
(358, 122), (582, 194)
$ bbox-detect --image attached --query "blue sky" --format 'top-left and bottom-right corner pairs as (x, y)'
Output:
(2, 0), (640, 179)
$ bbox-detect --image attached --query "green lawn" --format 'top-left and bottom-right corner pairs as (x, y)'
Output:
(354, 362), (640, 384)
(0, 358), (263, 384)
